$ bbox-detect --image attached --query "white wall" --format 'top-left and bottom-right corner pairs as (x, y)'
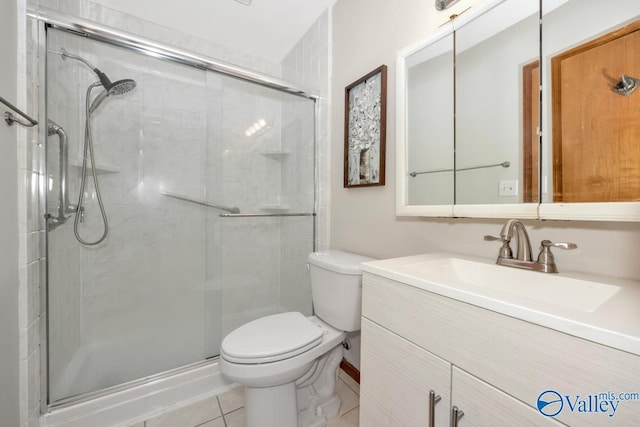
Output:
(0, 0), (21, 425)
(330, 0), (640, 282)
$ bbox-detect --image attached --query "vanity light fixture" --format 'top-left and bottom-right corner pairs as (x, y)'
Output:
(435, 0), (460, 11)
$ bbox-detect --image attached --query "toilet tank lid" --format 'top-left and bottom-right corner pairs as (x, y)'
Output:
(308, 250), (375, 275)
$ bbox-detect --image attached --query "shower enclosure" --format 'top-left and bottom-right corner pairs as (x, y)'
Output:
(44, 25), (317, 404)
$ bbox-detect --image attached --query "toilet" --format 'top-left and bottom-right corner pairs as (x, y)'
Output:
(219, 250), (373, 427)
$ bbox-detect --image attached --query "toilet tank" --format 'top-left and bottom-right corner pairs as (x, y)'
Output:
(308, 250), (374, 332)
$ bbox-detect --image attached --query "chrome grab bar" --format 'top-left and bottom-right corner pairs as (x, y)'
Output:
(160, 191), (240, 214)
(1, 95), (38, 127)
(46, 120), (77, 229)
(220, 213), (315, 218)
(409, 161), (510, 177)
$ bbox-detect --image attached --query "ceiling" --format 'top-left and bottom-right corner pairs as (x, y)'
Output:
(92, 0), (335, 63)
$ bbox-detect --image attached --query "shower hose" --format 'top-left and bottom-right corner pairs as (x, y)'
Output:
(73, 82), (110, 246)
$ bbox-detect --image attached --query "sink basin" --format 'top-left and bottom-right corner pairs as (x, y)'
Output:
(402, 257), (621, 313)
(362, 252), (640, 357)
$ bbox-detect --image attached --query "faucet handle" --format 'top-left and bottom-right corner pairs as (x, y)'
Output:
(541, 240), (578, 250)
(483, 235), (513, 259)
(537, 240), (577, 273)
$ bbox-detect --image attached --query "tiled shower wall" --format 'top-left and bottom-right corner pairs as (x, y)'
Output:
(282, 10), (331, 252)
(18, 9), (46, 426)
(21, 1), (330, 425)
(280, 10), (331, 313)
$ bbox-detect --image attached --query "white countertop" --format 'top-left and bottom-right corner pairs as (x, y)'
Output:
(361, 252), (640, 357)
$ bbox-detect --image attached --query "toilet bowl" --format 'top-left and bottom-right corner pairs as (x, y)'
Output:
(219, 313), (345, 387)
(219, 250), (373, 427)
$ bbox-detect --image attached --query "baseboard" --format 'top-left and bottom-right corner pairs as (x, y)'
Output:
(339, 358), (360, 384)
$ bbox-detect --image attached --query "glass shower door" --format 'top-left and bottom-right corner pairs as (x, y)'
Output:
(46, 29), (209, 402)
(204, 71), (316, 353)
(45, 26), (317, 405)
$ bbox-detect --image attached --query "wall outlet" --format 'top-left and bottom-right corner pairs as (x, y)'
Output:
(499, 180), (518, 197)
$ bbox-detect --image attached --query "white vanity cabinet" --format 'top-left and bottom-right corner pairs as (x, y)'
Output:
(360, 318), (451, 426)
(450, 368), (563, 427)
(360, 316), (563, 427)
(360, 272), (640, 427)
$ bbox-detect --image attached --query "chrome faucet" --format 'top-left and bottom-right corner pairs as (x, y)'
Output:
(501, 219), (533, 262)
(484, 219), (577, 273)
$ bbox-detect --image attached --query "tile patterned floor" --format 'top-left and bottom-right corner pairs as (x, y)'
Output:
(131, 368), (360, 427)
(327, 369), (360, 427)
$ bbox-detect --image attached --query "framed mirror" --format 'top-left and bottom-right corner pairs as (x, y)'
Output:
(396, 0), (541, 218)
(397, 24), (455, 216)
(398, 0), (640, 221)
(540, 0), (640, 221)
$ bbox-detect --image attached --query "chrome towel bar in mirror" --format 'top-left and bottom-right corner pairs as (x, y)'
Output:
(410, 161), (510, 177)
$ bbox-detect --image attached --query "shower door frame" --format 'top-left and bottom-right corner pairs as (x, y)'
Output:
(32, 7), (321, 413)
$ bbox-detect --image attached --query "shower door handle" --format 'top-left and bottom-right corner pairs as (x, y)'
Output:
(160, 191), (240, 214)
(219, 212), (315, 218)
(46, 120), (76, 229)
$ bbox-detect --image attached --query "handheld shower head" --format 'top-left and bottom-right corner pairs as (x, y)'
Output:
(88, 79), (137, 114)
(108, 79), (137, 95)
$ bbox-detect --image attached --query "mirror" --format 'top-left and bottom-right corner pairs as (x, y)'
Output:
(540, 0), (640, 220)
(405, 30), (455, 207)
(455, 0), (539, 206)
(398, 0), (640, 221)
(397, 0), (540, 218)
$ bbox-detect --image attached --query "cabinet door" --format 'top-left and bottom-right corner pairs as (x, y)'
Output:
(451, 367), (566, 427)
(360, 318), (451, 427)
(360, 392), (392, 427)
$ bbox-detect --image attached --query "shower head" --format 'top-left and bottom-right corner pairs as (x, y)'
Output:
(88, 79), (137, 113)
(60, 48), (137, 103)
(108, 79), (137, 95)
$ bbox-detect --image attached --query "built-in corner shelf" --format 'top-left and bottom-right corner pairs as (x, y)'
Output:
(69, 162), (120, 175)
(260, 150), (291, 160)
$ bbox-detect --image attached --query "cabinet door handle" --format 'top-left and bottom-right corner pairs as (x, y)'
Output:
(429, 390), (441, 427)
(450, 406), (464, 427)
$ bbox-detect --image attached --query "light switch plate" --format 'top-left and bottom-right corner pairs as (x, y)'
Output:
(499, 180), (518, 197)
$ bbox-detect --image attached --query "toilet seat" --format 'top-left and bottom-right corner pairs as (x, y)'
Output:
(221, 312), (324, 364)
